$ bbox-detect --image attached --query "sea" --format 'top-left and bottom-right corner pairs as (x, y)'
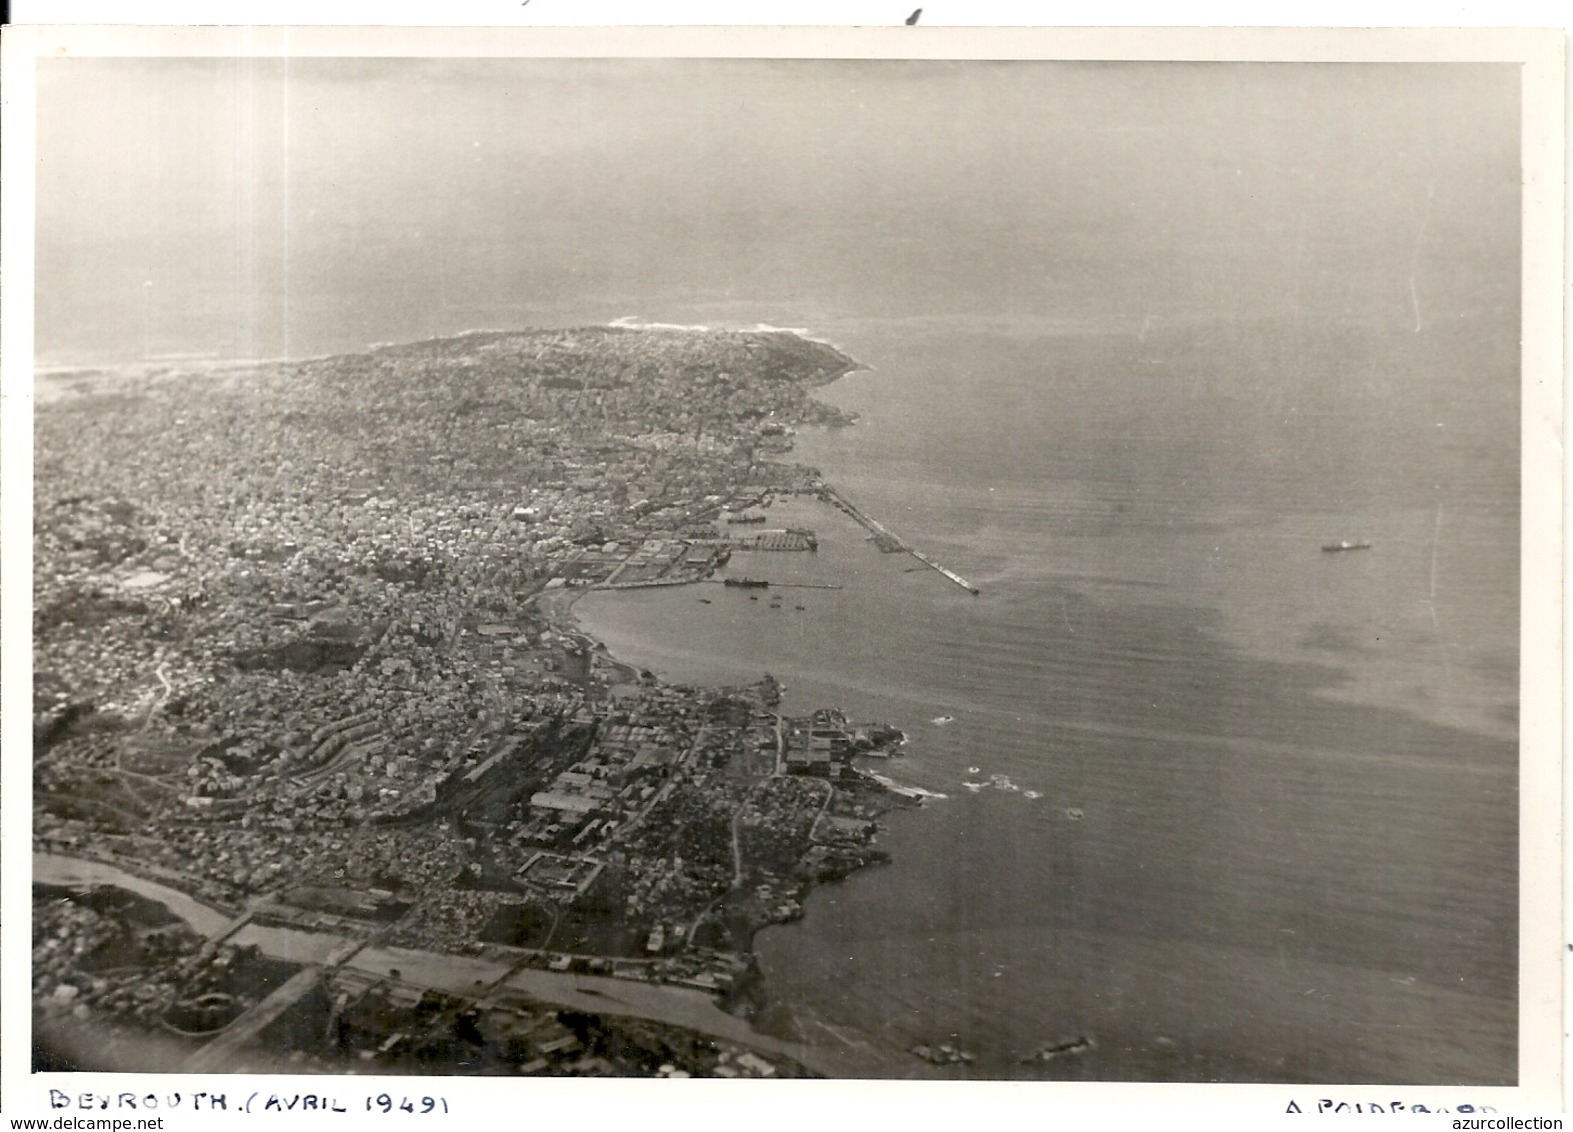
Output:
(34, 59), (1523, 1084)
(572, 315), (1520, 1085)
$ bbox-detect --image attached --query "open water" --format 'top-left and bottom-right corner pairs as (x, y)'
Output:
(574, 315), (1519, 1084)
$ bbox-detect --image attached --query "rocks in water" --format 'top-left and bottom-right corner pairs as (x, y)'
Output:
(911, 1041), (975, 1066)
(1020, 1035), (1094, 1064)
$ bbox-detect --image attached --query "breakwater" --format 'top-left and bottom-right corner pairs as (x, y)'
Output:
(818, 484), (979, 595)
(908, 548), (981, 596)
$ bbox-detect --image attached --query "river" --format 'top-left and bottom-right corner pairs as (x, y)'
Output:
(32, 853), (870, 1076)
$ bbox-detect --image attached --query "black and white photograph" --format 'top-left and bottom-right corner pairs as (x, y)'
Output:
(3, 18), (1562, 1112)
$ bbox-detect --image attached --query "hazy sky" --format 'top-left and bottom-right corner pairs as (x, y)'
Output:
(35, 58), (1519, 362)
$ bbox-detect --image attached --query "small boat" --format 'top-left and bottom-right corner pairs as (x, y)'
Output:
(697, 598), (711, 604)
(932, 715), (955, 726)
(1322, 540), (1372, 553)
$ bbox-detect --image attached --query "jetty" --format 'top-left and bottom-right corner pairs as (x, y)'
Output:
(819, 484), (979, 595)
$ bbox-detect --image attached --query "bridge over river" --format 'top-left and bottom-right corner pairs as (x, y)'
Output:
(33, 852), (900, 1077)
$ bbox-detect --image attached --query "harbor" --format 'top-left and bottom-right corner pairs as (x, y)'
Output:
(591, 486), (974, 597)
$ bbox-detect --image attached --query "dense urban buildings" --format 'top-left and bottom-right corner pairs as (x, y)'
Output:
(33, 326), (912, 1076)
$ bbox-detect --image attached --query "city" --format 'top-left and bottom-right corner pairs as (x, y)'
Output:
(33, 325), (915, 1077)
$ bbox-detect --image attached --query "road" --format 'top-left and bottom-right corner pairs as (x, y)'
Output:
(133, 661), (175, 733)
(805, 777), (835, 842)
(610, 725), (705, 841)
(729, 795), (748, 890)
(729, 779), (770, 891)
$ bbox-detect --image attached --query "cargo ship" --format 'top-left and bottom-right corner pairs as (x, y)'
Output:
(723, 577), (769, 588)
(1322, 540), (1372, 553)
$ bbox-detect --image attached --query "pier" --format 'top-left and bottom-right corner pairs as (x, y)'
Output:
(818, 485), (979, 595)
(593, 576), (697, 591)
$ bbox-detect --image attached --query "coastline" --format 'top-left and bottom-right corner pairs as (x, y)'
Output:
(33, 324), (937, 1077)
(531, 559), (929, 865)
(30, 314), (1521, 1083)
(513, 341), (932, 1008)
(526, 444), (961, 1070)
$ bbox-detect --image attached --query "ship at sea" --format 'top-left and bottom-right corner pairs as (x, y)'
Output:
(724, 577), (769, 588)
(1322, 540), (1373, 553)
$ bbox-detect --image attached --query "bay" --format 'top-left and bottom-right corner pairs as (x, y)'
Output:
(574, 316), (1518, 1083)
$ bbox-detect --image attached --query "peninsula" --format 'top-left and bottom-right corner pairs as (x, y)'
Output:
(33, 326), (928, 1077)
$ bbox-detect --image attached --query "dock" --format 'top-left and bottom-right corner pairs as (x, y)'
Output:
(593, 576), (697, 591)
(819, 485), (979, 595)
